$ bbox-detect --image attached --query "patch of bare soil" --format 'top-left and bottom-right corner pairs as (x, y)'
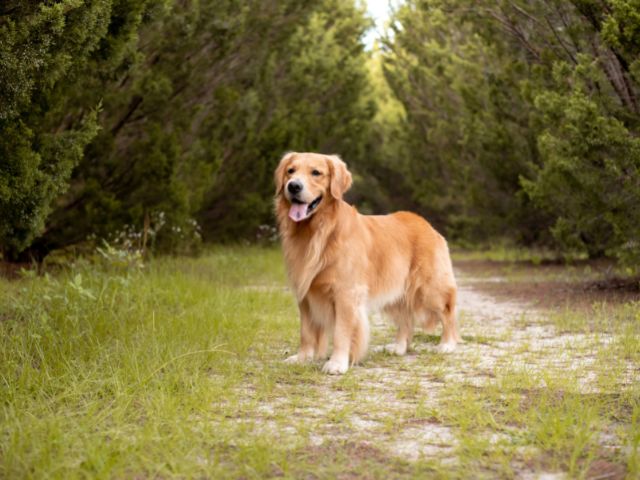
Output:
(286, 441), (414, 479)
(0, 261), (31, 279)
(585, 459), (627, 480)
(455, 259), (640, 309)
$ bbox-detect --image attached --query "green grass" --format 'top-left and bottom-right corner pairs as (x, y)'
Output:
(1, 246), (639, 478)
(452, 244), (564, 265)
(1, 247), (298, 478)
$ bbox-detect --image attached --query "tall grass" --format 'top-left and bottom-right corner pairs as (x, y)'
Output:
(0, 247), (299, 478)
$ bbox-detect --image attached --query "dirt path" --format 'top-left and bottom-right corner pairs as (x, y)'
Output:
(241, 266), (633, 477)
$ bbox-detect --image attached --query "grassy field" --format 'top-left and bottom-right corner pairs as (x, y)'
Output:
(1, 246), (639, 478)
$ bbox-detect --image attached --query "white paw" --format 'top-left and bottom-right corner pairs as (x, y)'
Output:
(284, 352), (311, 364)
(383, 343), (407, 356)
(321, 359), (349, 375)
(437, 342), (457, 353)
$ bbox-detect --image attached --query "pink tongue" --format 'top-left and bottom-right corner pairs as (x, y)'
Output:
(289, 203), (309, 222)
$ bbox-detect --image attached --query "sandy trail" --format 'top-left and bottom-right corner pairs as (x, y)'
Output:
(239, 266), (632, 476)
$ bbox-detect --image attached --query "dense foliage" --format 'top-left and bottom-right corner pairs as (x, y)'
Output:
(1, 0), (639, 265)
(0, 0), (372, 260)
(382, 0), (640, 263)
(0, 1), (114, 258)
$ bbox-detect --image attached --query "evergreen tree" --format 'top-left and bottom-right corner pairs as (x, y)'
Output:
(2, 1), (374, 258)
(198, 0), (375, 240)
(382, 0), (544, 242)
(381, 0), (640, 263)
(0, 0), (152, 259)
(4, 0), (639, 266)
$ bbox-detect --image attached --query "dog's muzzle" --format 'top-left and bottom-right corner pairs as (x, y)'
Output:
(288, 195), (322, 222)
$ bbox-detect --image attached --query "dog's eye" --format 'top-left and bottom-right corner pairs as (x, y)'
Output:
(311, 170), (322, 177)
(287, 168), (295, 174)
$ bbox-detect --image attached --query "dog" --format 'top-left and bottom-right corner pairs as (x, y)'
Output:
(275, 152), (460, 374)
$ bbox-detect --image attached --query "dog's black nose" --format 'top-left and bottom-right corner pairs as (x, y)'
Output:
(287, 180), (303, 195)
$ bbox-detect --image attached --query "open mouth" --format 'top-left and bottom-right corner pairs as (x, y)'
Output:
(288, 195), (323, 222)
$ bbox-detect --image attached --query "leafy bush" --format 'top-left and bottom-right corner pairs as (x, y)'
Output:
(381, 0), (640, 265)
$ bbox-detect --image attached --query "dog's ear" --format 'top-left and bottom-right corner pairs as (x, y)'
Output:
(327, 155), (353, 200)
(275, 152), (296, 195)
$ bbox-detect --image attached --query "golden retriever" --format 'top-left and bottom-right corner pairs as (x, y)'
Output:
(275, 152), (460, 374)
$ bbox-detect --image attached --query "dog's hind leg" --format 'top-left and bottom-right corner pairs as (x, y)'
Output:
(419, 310), (439, 334)
(437, 287), (461, 353)
(382, 303), (413, 356)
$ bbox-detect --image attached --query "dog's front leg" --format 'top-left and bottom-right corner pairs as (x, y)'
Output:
(285, 299), (316, 364)
(322, 296), (363, 375)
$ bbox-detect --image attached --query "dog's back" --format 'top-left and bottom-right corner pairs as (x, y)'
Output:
(363, 210), (460, 351)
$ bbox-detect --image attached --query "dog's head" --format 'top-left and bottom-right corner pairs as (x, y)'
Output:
(274, 152), (352, 222)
